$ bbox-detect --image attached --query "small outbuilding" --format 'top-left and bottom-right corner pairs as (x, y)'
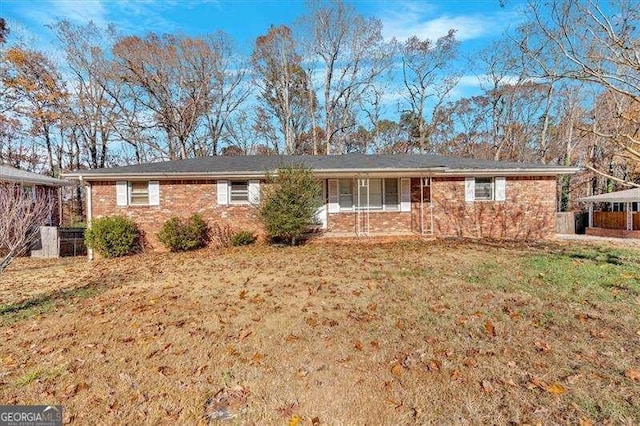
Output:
(578, 187), (640, 238)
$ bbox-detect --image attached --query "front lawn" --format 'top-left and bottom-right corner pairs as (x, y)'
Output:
(1, 239), (638, 424)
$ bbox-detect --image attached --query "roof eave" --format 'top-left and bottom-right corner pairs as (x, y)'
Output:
(64, 166), (580, 181)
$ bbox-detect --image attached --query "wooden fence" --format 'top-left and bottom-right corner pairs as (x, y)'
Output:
(593, 211), (640, 230)
(31, 226), (86, 258)
(555, 212), (575, 234)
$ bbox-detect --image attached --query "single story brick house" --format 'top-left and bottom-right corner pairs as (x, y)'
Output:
(64, 154), (578, 249)
(1, 164), (68, 226)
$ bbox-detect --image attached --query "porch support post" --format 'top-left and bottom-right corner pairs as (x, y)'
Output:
(588, 204), (593, 228)
(626, 202), (633, 231)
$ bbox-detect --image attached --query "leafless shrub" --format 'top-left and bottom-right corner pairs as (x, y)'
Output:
(210, 222), (234, 248)
(0, 183), (53, 274)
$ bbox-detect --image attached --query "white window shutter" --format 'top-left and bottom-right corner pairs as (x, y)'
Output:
(495, 177), (506, 201)
(116, 181), (128, 206)
(464, 177), (475, 202)
(148, 181), (160, 205)
(400, 178), (411, 212)
(248, 180), (260, 204)
(328, 179), (339, 213)
(217, 180), (228, 205)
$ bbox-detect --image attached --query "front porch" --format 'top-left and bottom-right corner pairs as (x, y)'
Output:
(578, 188), (640, 239)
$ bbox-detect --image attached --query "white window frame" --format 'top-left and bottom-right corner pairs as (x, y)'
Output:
(229, 180), (250, 204)
(116, 181), (159, 206)
(339, 179), (354, 211)
(465, 177), (506, 202)
(129, 181), (150, 206)
(474, 177), (494, 201)
(338, 178), (400, 211)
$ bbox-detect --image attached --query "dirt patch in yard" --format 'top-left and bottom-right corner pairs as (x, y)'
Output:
(0, 239), (639, 424)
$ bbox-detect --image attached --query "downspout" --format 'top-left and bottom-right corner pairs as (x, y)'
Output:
(420, 175), (424, 235)
(57, 186), (63, 226)
(81, 176), (94, 261)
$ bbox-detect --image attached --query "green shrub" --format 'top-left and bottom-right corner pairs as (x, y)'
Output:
(157, 214), (210, 252)
(85, 216), (139, 258)
(258, 165), (321, 245)
(231, 230), (256, 246)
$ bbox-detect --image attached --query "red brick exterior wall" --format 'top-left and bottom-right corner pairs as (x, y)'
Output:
(430, 176), (557, 239)
(90, 180), (262, 250)
(90, 175), (558, 250)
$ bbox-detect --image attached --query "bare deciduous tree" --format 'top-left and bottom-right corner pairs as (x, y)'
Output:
(0, 184), (54, 274)
(301, 0), (392, 154)
(521, 0), (640, 184)
(401, 30), (459, 153)
(252, 25), (315, 154)
(2, 47), (68, 175)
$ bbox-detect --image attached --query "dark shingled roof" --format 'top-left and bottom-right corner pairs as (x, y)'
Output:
(1, 165), (70, 186)
(65, 154), (576, 177)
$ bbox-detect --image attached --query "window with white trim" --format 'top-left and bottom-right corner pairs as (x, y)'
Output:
(116, 181), (160, 206)
(338, 178), (400, 211)
(384, 178), (399, 209)
(129, 181), (150, 205)
(230, 181), (249, 203)
(474, 177), (494, 201)
(339, 179), (353, 210)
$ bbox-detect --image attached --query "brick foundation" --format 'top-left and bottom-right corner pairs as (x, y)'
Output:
(585, 227), (640, 239)
(327, 211), (412, 233)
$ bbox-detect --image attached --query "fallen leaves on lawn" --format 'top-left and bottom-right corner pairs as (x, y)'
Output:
(534, 340), (551, 353)
(484, 321), (496, 337)
(288, 415), (302, 426)
(1, 356), (17, 367)
(157, 366), (176, 377)
(624, 369), (640, 381)
(481, 379), (494, 393)
(276, 401), (299, 418)
(62, 382), (89, 398)
(426, 359), (441, 372)
(525, 375), (566, 395)
(204, 385), (249, 421)
(237, 328), (252, 341)
(390, 362), (403, 377)
(546, 383), (566, 395)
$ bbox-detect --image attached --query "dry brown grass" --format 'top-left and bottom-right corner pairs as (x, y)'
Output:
(1, 239), (639, 424)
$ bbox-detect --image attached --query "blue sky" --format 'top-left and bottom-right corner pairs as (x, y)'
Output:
(2, 0), (524, 53)
(1, 0), (528, 107)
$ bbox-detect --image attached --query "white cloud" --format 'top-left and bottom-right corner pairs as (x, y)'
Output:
(17, 0), (109, 27)
(381, 2), (519, 42)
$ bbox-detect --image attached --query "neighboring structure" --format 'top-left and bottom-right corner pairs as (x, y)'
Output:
(64, 154), (579, 249)
(578, 187), (640, 238)
(0, 164), (68, 226)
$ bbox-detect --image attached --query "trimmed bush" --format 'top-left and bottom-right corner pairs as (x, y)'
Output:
(258, 165), (321, 245)
(231, 230), (256, 246)
(157, 214), (210, 252)
(85, 216), (139, 258)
